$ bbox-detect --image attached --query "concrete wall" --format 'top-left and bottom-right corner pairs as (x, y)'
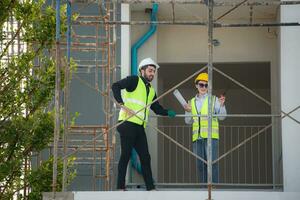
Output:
(121, 4), (131, 78)
(157, 26), (278, 63)
(280, 4), (300, 192)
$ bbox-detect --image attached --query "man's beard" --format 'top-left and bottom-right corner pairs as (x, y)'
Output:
(143, 74), (153, 82)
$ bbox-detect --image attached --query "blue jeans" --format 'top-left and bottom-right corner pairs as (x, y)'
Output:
(192, 139), (219, 183)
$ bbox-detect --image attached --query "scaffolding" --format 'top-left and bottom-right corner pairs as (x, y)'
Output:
(48, 0), (300, 200)
(51, 0), (118, 194)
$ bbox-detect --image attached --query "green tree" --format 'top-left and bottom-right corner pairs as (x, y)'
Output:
(0, 0), (75, 199)
(27, 156), (76, 200)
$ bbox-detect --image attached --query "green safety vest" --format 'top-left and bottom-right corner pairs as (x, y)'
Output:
(191, 95), (219, 142)
(118, 77), (155, 128)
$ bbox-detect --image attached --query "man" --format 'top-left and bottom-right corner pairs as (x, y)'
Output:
(112, 57), (176, 191)
(184, 72), (226, 183)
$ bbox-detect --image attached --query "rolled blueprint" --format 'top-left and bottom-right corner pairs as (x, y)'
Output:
(173, 89), (187, 108)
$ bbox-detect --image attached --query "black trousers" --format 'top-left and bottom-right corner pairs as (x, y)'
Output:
(116, 121), (155, 190)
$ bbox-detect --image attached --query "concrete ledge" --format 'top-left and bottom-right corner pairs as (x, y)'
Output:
(73, 191), (300, 200)
(42, 191), (300, 200)
(43, 192), (74, 200)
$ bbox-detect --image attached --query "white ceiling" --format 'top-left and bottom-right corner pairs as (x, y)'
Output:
(131, 1), (278, 23)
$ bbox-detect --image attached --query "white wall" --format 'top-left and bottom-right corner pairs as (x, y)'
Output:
(121, 4), (131, 78)
(157, 26), (278, 63)
(131, 11), (158, 81)
(280, 4), (300, 192)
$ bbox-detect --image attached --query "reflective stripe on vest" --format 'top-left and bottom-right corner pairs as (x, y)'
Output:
(123, 98), (146, 107)
(118, 77), (155, 128)
(191, 95), (219, 142)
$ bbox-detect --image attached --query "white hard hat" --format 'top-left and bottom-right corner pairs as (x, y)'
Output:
(138, 57), (160, 70)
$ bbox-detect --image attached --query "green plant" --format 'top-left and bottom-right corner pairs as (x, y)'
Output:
(27, 156), (76, 200)
(0, 0), (76, 199)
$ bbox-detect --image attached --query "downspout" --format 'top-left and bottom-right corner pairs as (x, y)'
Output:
(131, 3), (158, 75)
(130, 4), (158, 175)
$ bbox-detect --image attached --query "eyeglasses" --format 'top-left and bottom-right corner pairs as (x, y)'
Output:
(198, 83), (208, 88)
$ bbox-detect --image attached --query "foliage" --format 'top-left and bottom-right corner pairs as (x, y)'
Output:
(27, 156), (76, 200)
(0, 0), (76, 199)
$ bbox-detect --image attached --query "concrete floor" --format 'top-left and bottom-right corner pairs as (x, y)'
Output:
(43, 191), (300, 200)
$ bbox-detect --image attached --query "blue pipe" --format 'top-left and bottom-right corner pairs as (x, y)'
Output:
(131, 3), (158, 75)
(130, 4), (158, 176)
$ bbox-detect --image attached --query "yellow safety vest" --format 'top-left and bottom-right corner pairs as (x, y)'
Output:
(118, 77), (155, 128)
(191, 95), (219, 142)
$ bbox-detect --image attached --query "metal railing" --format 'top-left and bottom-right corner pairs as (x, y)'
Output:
(129, 124), (279, 188)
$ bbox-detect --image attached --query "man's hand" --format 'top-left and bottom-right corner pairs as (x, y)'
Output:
(184, 104), (192, 112)
(167, 109), (176, 118)
(218, 94), (226, 107)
